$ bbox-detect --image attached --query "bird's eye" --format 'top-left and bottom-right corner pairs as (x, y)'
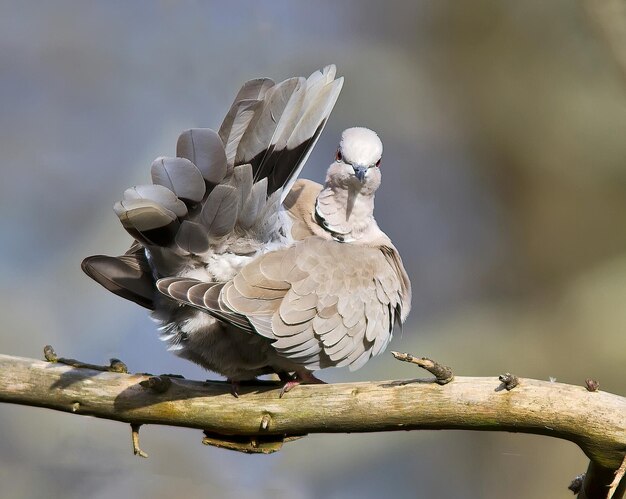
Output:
(375, 159), (381, 167)
(336, 150), (343, 162)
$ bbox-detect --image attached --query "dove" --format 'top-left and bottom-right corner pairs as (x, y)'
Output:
(82, 65), (411, 395)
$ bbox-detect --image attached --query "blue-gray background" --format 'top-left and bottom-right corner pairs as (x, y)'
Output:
(2, 2), (626, 498)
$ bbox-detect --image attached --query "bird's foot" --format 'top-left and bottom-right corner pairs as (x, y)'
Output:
(207, 377), (285, 398)
(279, 371), (326, 398)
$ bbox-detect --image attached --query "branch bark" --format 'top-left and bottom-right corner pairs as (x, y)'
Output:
(1, 353), (625, 497)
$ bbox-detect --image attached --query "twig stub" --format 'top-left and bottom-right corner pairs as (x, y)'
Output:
(130, 423), (148, 458)
(43, 345), (58, 362)
(585, 379), (600, 392)
(607, 454), (626, 499)
(201, 431), (304, 454)
(108, 358), (128, 374)
(568, 473), (585, 494)
(139, 376), (172, 394)
(42, 346), (129, 374)
(391, 351), (454, 385)
(260, 414), (271, 431)
(498, 373), (519, 391)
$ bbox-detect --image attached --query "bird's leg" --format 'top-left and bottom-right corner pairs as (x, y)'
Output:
(227, 379), (241, 398)
(279, 371), (326, 398)
(277, 371), (295, 383)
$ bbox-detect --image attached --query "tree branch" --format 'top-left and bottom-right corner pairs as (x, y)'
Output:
(1, 353), (625, 497)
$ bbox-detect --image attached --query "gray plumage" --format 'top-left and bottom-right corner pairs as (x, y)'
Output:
(82, 66), (411, 383)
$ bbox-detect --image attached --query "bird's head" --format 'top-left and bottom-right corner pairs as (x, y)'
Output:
(326, 127), (382, 194)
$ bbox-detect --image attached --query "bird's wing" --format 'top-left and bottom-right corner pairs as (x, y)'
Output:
(157, 236), (410, 371)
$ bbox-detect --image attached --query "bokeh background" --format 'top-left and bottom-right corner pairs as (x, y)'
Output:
(2, 1), (626, 497)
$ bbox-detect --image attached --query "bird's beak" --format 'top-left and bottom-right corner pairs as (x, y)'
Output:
(353, 164), (367, 183)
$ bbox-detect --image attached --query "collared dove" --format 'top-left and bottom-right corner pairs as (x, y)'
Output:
(82, 65), (411, 394)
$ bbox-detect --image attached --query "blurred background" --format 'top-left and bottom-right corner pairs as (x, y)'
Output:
(1, 1), (626, 497)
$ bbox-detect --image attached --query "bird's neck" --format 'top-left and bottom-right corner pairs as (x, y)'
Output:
(315, 183), (378, 242)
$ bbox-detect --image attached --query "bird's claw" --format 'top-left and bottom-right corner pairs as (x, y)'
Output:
(279, 372), (326, 398)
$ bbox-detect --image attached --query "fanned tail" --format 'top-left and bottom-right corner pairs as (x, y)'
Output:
(82, 66), (343, 304)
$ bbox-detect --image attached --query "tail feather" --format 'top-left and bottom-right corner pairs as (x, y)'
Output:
(279, 75), (343, 198)
(113, 197), (180, 247)
(238, 177), (268, 230)
(218, 78), (274, 156)
(176, 128), (229, 185)
(235, 77), (305, 170)
(219, 99), (263, 165)
(251, 66), (343, 198)
(175, 220), (210, 254)
(81, 244), (155, 309)
(151, 156), (206, 205)
(231, 163), (253, 214)
(223, 78), (274, 120)
(121, 184), (187, 218)
(199, 184), (239, 238)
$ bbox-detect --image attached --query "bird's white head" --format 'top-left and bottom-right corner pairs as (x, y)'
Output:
(326, 127), (383, 193)
(339, 127), (383, 168)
